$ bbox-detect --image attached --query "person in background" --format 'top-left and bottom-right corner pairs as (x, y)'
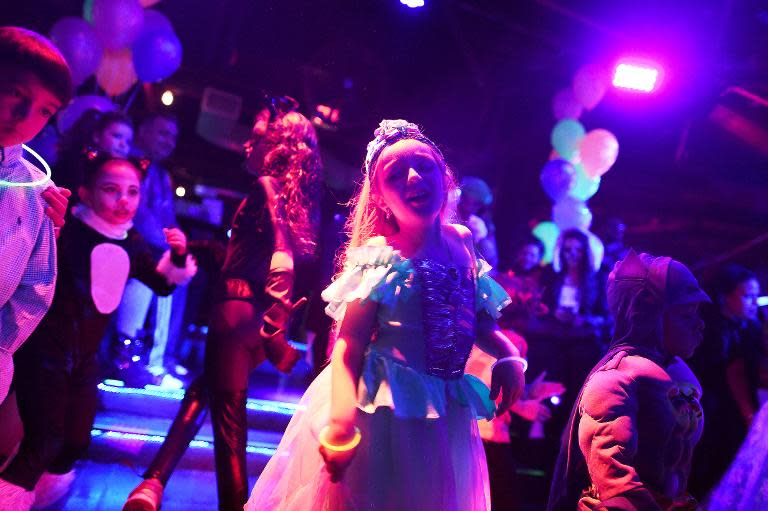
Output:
(599, 217), (629, 270)
(511, 234), (546, 281)
(548, 250), (709, 511)
(458, 175), (499, 268)
(688, 264), (764, 498)
(55, 109), (133, 193)
(541, 229), (609, 339)
(466, 343), (564, 511)
(525, 228), (610, 478)
(114, 112), (187, 388)
(496, 234), (548, 333)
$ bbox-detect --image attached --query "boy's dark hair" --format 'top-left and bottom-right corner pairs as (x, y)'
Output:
(0, 26), (73, 106)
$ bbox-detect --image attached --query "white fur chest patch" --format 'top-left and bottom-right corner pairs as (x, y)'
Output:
(90, 243), (130, 313)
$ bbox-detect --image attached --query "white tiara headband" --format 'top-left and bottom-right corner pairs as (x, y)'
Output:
(363, 119), (444, 175)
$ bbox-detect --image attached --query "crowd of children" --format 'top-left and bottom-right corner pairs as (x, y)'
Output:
(1, 23), (767, 511)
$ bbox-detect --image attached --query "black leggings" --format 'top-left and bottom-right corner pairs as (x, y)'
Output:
(143, 299), (265, 511)
(1, 338), (99, 490)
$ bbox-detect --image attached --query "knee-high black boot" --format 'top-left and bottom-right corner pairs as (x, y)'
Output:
(123, 377), (208, 511)
(210, 389), (249, 511)
(144, 376), (209, 484)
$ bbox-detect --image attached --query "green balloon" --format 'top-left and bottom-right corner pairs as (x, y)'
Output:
(532, 221), (559, 264)
(83, 0), (94, 22)
(569, 163), (600, 201)
(551, 119), (585, 162)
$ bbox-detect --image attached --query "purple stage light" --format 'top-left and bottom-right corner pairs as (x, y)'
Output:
(612, 62), (661, 93)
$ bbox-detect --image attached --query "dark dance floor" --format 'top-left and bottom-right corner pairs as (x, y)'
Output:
(35, 348), (548, 510)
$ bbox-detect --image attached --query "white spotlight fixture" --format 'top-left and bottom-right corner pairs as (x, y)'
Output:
(161, 90), (175, 106)
(612, 61), (661, 93)
(175, 186), (186, 198)
(400, 0), (425, 8)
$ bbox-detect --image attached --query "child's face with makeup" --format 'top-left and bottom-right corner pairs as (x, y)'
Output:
(0, 69), (62, 146)
(80, 160), (142, 225)
(373, 139), (446, 227)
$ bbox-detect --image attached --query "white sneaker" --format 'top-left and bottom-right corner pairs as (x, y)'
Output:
(32, 470), (75, 509)
(0, 478), (35, 511)
(173, 364), (189, 376)
(158, 373), (184, 390)
(146, 365), (166, 378)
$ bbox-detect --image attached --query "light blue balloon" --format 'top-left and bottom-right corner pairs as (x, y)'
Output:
(532, 221), (559, 264)
(551, 119), (585, 162)
(569, 163), (600, 201)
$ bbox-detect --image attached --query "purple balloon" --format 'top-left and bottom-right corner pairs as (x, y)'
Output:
(573, 64), (609, 111)
(143, 10), (174, 34)
(552, 87), (583, 120)
(540, 159), (576, 202)
(132, 28), (182, 82)
(92, 0), (145, 50)
(56, 94), (116, 134)
(552, 197), (592, 231)
(50, 17), (103, 86)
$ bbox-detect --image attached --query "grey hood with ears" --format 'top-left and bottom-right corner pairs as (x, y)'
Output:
(607, 249), (710, 356)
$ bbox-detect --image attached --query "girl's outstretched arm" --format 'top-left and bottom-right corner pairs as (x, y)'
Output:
(475, 313), (526, 416)
(320, 298), (377, 482)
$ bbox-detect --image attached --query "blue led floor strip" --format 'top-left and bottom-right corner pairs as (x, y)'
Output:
(97, 382), (303, 416)
(91, 428), (278, 456)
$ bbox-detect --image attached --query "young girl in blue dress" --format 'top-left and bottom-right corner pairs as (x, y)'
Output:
(245, 119), (526, 510)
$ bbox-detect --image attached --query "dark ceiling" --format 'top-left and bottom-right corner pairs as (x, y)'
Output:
(7, 0), (768, 266)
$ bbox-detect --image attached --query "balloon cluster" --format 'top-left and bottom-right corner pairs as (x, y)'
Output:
(536, 63), (619, 263)
(49, 0), (182, 97)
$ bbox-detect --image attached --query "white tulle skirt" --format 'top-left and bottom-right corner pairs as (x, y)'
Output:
(706, 402), (768, 510)
(245, 363), (491, 511)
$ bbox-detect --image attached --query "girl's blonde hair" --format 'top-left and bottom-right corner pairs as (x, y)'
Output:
(340, 120), (457, 268)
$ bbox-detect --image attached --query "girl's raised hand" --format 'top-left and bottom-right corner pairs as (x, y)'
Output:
(490, 360), (525, 417)
(163, 228), (187, 255)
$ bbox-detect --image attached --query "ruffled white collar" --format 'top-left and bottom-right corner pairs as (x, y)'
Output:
(72, 204), (133, 240)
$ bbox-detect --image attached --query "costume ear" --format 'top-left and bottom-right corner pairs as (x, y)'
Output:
(612, 248), (646, 279)
(647, 256), (672, 297)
